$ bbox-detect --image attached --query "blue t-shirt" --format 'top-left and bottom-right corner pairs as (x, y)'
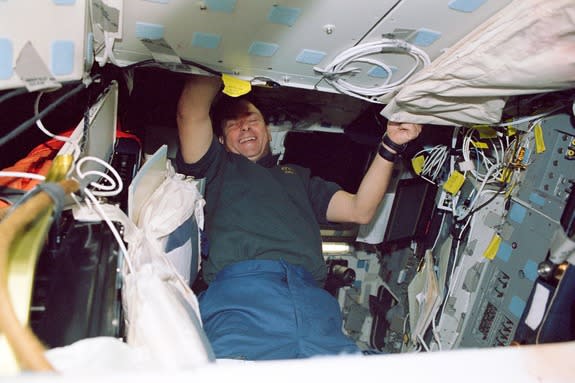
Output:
(175, 138), (341, 284)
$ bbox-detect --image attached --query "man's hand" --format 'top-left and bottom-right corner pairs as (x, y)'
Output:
(189, 75), (223, 98)
(178, 75), (223, 117)
(385, 121), (423, 147)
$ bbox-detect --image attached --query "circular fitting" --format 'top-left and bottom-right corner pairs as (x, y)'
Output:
(323, 24), (336, 35)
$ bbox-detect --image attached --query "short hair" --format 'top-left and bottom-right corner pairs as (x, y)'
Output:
(210, 93), (268, 137)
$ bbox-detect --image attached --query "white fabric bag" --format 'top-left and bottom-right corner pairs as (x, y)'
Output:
(131, 161), (205, 284)
(120, 160), (213, 369)
(381, 0), (575, 126)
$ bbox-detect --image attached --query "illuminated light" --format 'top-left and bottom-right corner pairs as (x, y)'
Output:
(322, 242), (351, 254)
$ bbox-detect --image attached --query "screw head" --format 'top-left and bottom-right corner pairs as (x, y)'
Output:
(323, 24), (336, 35)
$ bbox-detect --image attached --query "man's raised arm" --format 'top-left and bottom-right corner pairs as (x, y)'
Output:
(326, 122), (422, 225)
(177, 75), (222, 164)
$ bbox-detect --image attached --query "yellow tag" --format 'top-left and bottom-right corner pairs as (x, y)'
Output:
(484, 234), (502, 260)
(474, 125), (498, 139)
(499, 167), (513, 183)
(221, 74), (252, 97)
(411, 155), (425, 175)
(534, 122), (546, 153)
(443, 170), (465, 195)
(471, 140), (489, 149)
(506, 126), (517, 137)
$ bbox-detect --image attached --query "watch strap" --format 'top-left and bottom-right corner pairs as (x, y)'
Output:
(378, 143), (397, 162)
(382, 133), (408, 154)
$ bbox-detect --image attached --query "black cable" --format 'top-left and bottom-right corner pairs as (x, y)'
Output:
(121, 58), (222, 77)
(0, 79), (92, 148)
(0, 87), (27, 104)
(452, 180), (508, 228)
(181, 59), (222, 76)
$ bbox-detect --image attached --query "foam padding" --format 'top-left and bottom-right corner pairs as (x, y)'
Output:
(0, 38), (13, 80)
(496, 241), (513, 263)
(509, 202), (527, 224)
(248, 41), (278, 57)
(135, 22), (165, 39)
(409, 28), (442, 47)
(448, 0), (486, 13)
(529, 192), (546, 207)
(192, 32), (221, 49)
(268, 5), (301, 27)
(296, 49), (326, 65)
(523, 260), (539, 282)
(205, 0), (236, 13)
(368, 65), (395, 79)
(51, 40), (75, 75)
(509, 295), (527, 319)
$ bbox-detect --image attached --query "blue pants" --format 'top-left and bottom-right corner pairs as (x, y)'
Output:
(198, 259), (360, 360)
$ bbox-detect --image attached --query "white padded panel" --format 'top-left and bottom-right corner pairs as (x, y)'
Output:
(105, 0), (513, 94)
(0, 0), (88, 90)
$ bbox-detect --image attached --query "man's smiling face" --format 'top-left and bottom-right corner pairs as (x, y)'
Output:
(220, 102), (271, 162)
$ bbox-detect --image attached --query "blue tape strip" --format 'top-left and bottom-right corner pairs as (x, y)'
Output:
(268, 6), (301, 26)
(53, 0), (76, 4)
(496, 241), (513, 263)
(522, 147), (531, 164)
(368, 65), (396, 78)
(0, 39), (13, 80)
(295, 49), (325, 65)
(143, 0), (170, 3)
(523, 260), (539, 282)
(509, 202), (527, 224)
(508, 296), (526, 319)
(192, 32), (221, 49)
(51, 40), (75, 76)
(529, 192), (546, 207)
(410, 28), (441, 47)
(205, 0), (236, 13)
(135, 22), (165, 40)
(448, 0), (486, 13)
(248, 42), (278, 57)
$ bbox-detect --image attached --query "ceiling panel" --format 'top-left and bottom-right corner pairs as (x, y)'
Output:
(105, 0), (514, 97)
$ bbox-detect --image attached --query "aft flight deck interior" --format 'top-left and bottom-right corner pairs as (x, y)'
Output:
(0, 0), (574, 381)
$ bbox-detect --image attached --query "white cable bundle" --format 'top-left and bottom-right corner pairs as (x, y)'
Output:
(314, 39), (431, 102)
(461, 128), (505, 184)
(414, 145), (449, 183)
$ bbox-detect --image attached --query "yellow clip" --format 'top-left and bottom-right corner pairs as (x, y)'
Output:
(534, 122), (546, 154)
(484, 234), (502, 260)
(471, 140), (489, 149)
(443, 170), (465, 195)
(474, 125), (498, 139)
(506, 126), (517, 137)
(221, 74), (252, 97)
(499, 167), (513, 183)
(411, 155), (425, 175)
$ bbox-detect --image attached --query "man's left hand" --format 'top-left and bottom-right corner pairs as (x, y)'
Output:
(385, 121), (423, 147)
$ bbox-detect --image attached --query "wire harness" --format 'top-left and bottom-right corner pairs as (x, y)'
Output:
(313, 39), (431, 103)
